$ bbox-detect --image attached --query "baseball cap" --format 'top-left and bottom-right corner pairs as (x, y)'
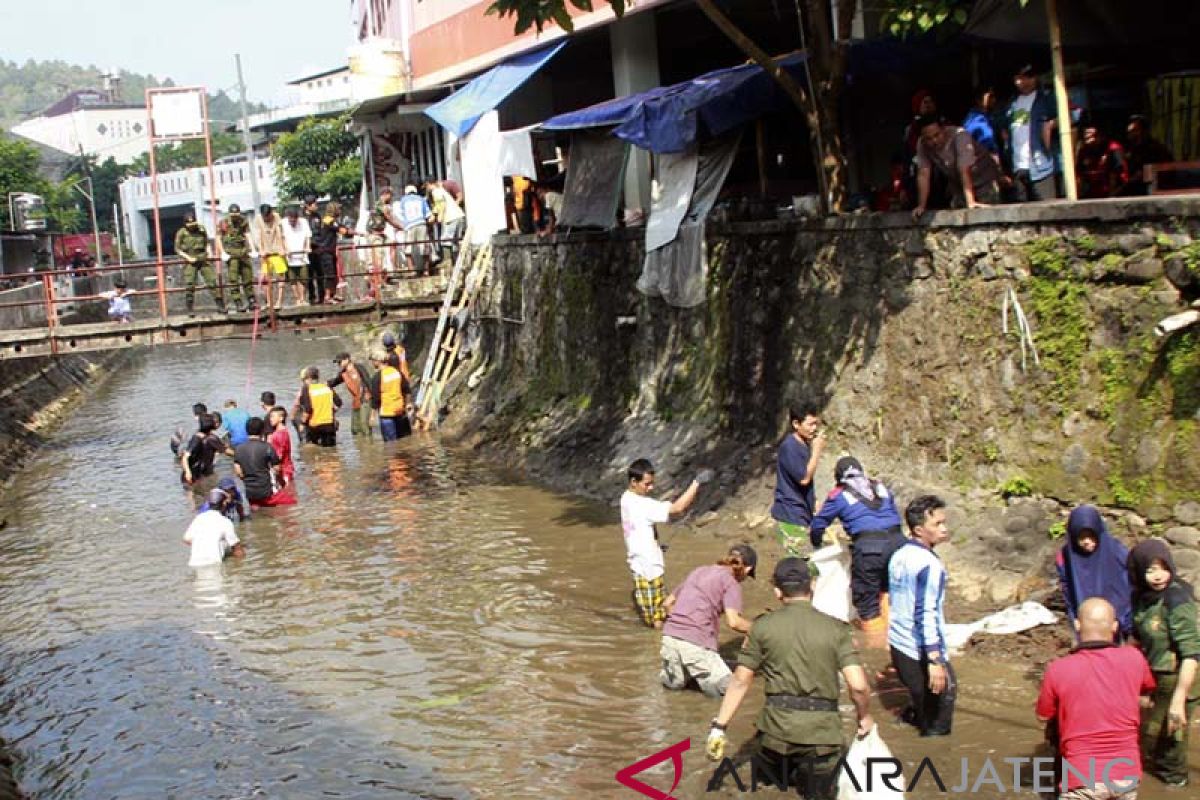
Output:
(217, 477), (237, 492)
(382, 332), (396, 348)
(729, 543), (758, 578)
(333, 351), (350, 364)
(404, 184), (417, 194)
(207, 488), (228, 507)
(772, 557), (813, 592)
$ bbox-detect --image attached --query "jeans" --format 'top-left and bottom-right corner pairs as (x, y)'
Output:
(379, 415), (412, 442)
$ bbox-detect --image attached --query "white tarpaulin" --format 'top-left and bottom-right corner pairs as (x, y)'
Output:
(460, 110), (507, 245)
(498, 125), (538, 179)
(644, 146), (698, 253)
(811, 543), (854, 623)
(944, 601), (1059, 654)
(149, 90), (205, 138)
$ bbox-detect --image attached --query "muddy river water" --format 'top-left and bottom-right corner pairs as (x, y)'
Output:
(0, 339), (1191, 798)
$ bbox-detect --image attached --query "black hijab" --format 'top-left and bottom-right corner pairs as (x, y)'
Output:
(1128, 538), (1195, 609)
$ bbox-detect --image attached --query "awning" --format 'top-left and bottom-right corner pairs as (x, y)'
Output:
(541, 53), (806, 153)
(425, 42), (566, 138)
(351, 93), (434, 121)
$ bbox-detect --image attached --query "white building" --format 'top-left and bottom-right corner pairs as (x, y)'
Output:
(119, 156), (279, 259)
(10, 89), (149, 165)
(243, 66), (357, 136)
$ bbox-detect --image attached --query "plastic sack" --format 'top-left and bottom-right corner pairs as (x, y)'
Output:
(811, 544), (854, 623)
(944, 601), (1059, 654)
(837, 727), (905, 800)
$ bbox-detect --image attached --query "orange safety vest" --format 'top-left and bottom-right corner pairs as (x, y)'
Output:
(307, 382), (335, 426)
(379, 366), (405, 417)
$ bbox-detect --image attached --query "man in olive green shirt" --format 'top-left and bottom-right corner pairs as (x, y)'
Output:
(707, 557), (874, 798)
(174, 211), (226, 315)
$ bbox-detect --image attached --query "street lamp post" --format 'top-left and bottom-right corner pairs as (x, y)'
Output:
(69, 177), (104, 270)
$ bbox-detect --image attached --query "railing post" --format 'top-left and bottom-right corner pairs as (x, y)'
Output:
(42, 273), (59, 355)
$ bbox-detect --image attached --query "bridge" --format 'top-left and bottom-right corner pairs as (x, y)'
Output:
(0, 246), (447, 360)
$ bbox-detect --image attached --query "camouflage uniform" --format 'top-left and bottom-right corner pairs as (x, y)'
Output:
(367, 201), (391, 283)
(220, 213), (255, 310)
(175, 221), (225, 313)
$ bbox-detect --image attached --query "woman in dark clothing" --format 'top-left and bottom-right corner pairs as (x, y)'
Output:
(1055, 505), (1132, 637)
(1128, 539), (1199, 787)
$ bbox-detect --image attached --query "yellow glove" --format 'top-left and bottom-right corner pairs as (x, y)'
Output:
(705, 724), (727, 761)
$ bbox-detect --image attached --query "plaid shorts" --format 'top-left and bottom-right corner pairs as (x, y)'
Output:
(632, 574), (667, 627)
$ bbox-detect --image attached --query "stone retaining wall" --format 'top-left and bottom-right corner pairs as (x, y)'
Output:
(445, 197), (1200, 602)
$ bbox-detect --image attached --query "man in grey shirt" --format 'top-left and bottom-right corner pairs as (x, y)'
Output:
(912, 114), (1001, 217)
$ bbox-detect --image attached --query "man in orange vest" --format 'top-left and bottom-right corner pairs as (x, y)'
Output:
(369, 351), (411, 441)
(328, 352), (373, 437)
(297, 366), (342, 447)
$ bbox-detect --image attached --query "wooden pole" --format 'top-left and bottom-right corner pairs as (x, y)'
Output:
(755, 119), (768, 197)
(1046, 0), (1078, 201)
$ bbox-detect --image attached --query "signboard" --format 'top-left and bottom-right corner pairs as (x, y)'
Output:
(149, 89), (205, 138)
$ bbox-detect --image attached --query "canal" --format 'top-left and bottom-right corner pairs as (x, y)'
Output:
(0, 338), (1189, 798)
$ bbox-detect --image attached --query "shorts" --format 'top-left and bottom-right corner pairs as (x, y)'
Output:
(263, 254), (288, 276)
(660, 635), (732, 697)
(776, 521), (809, 557)
(632, 574), (667, 627)
(287, 260), (309, 283)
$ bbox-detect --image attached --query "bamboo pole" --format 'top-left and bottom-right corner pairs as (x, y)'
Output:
(1046, 0), (1078, 201)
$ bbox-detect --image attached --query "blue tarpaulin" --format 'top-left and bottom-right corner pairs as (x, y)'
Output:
(426, 42), (567, 138)
(542, 53), (807, 153)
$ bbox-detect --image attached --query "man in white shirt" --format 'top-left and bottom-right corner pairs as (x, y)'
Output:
(183, 489), (244, 567)
(428, 179), (466, 268)
(281, 206), (312, 307)
(620, 458), (711, 628)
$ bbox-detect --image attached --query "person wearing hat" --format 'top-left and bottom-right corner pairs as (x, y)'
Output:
(1003, 64), (1060, 202)
(197, 476), (247, 522)
(396, 184), (433, 276)
(706, 556), (875, 795)
(660, 544), (757, 697)
(297, 366), (342, 447)
(808, 456), (905, 631)
(183, 488), (245, 567)
(99, 276), (134, 323)
(218, 203), (256, 313)
(381, 331), (411, 381)
(328, 351), (373, 437)
(174, 210), (226, 316)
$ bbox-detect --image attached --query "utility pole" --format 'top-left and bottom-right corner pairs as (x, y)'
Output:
(235, 54), (262, 213)
(76, 145), (103, 270)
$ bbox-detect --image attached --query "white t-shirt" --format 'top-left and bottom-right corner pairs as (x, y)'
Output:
(620, 490), (672, 579)
(281, 218), (311, 266)
(183, 510), (240, 568)
(431, 186), (465, 223)
(1009, 92), (1036, 171)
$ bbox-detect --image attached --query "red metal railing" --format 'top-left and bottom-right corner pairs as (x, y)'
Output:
(0, 236), (455, 342)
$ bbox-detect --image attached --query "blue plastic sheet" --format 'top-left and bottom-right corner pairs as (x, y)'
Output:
(542, 53), (806, 153)
(426, 42), (566, 139)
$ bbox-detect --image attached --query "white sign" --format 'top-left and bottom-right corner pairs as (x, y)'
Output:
(149, 90), (205, 138)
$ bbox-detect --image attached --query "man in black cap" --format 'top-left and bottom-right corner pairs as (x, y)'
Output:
(706, 557), (875, 797)
(1003, 64), (1060, 202)
(660, 544), (757, 697)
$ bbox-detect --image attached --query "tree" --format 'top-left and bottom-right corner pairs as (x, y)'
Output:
(126, 132), (243, 175)
(0, 135), (49, 228)
(272, 115), (362, 204)
(486, 0), (973, 212)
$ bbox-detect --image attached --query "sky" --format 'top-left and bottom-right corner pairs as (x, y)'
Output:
(0, 0), (352, 106)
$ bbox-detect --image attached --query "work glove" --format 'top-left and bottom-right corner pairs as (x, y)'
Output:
(695, 468), (715, 485)
(221, 252), (230, 263)
(705, 722), (727, 761)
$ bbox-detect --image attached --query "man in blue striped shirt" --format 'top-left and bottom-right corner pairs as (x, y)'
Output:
(888, 494), (956, 737)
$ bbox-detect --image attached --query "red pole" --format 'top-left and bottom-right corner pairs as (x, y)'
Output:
(146, 90), (168, 322)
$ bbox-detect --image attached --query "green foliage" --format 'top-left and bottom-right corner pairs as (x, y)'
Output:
(273, 115), (361, 204)
(1163, 329), (1200, 418)
(881, 0), (972, 37)
(1048, 520), (1067, 540)
(983, 442), (1001, 463)
(1107, 475), (1148, 509)
(1023, 239), (1092, 408)
(998, 475), (1033, 498)
(0, 134), (85, 231)
(486, 0), (625, 34)
(126, 133), (241, 175)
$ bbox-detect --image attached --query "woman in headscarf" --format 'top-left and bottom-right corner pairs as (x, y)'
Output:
(809, 456), (905, 630)
(1128, 539), (1199, 787)
(1055, 505), (1132, 637)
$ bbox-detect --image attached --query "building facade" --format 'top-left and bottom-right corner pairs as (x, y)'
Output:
(10, 89), (149, 164)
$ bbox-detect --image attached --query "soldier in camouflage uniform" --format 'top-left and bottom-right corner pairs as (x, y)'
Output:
(365, 186), (396, 300)
(218, 204), (256, 313)
(174, 211), (226, 316)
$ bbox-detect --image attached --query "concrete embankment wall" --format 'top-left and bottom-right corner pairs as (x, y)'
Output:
(447, 198), (1200, 604)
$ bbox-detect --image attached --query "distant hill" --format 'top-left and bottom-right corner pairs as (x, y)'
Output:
(0, 59), (264, 132)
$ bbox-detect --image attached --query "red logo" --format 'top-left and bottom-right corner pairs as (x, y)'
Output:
(615, 738), (691, 799)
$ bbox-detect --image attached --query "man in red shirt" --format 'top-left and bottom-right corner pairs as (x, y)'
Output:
(1036, 597), (1155, 800)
